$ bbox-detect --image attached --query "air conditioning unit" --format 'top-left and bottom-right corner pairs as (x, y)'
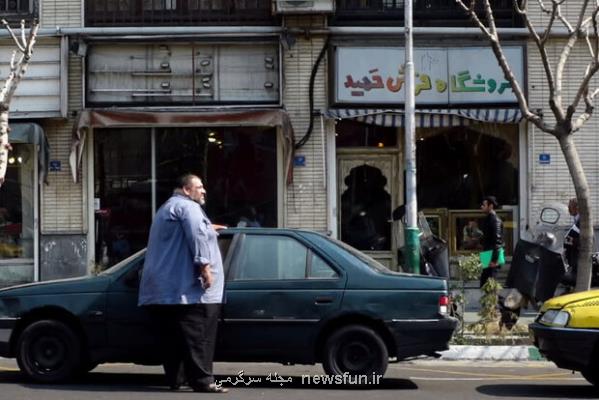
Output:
(275, 0), (335, 14)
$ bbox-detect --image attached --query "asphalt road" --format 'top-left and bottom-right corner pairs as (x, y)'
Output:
(0, 358), (597, 399)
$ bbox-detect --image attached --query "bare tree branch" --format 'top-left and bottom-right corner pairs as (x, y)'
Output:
(0, 20), (24, 53)
(540, 1), (557, 45)
(565, 6), (599, 124)
(20, 20), (25, 47)
(554, 1), (589, 121)
(0, 20), (39, 186)
(456, 0), (552, 133)
(455, 0), (493, 37)
(554, 0), (575, 33)
(518, 1), (563, 122)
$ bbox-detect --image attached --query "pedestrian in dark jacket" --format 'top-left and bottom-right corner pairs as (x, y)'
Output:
(564, 197), (580, 276)
(480, 195), (504, 288)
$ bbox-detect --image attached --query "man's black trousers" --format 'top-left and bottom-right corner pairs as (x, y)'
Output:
(150, 303), (222, 389)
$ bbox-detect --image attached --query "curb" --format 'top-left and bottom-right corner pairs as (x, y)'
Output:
(439, 345), (545, 361)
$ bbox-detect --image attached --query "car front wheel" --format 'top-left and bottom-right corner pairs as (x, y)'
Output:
(16, 319), (81, 383)
(322, 324), (388, 377)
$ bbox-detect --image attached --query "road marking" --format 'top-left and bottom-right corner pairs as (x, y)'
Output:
(397, 366), (575, 380)
(525, 372), (579, 379)
(409, 376), (584, 381)
(0, 366), (18, 371)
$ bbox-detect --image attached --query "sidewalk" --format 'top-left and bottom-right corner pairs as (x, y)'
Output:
(441, 284), (545, 361)
(439, 345), (544, 361)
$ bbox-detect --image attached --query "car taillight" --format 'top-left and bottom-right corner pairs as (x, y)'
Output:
(439, 295), (449, 315)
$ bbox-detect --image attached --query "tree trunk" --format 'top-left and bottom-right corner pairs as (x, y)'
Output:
(558, 134), (593, 291)
(0, 110), (9, 185)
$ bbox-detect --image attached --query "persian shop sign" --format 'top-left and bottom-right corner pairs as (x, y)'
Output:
(334, 46), (524, 105)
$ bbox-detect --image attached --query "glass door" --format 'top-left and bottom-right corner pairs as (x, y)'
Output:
(337, 154), (399, 269)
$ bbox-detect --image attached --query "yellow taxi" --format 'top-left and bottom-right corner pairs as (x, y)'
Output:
(530, 290), (599, 386)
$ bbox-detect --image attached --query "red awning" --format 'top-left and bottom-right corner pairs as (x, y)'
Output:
(70, 108), (295, 184)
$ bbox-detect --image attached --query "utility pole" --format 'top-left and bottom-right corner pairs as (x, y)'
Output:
(404, 0), (420, 273)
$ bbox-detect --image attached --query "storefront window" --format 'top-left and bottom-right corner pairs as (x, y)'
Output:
(94, 126), (278, 269)
(0, 143), (35, 285)
(155, 126), (277, 227)
(417, 125), (519, 209)
(94, 129), (152, 269)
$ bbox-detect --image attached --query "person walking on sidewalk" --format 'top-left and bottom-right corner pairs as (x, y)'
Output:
(138, 173), (228, 393)
(480, 195), (505, 288)
(564, 197), (581, 281)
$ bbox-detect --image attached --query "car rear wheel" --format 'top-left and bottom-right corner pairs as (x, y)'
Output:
(16, 319), (81, 383)
(322, 324), (388, 377)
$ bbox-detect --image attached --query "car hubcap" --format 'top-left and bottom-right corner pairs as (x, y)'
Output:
(340, 340), (373, 372)
(32, 336), (66, 371)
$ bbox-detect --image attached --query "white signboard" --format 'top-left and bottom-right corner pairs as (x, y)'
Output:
(335, 46), (524, 105)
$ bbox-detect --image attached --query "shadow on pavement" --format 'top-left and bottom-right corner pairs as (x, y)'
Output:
(0, 371), (166, 392)
(477, 384), (598, 398)
(0, 371), (417, 392)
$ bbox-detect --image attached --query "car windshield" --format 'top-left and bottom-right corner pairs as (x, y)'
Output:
(98, 249), (146, 276)
(327, 236), (391, 273)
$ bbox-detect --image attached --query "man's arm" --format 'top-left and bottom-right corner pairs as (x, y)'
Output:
(179, 204), (213, 287)
(489, 214), (503, 265)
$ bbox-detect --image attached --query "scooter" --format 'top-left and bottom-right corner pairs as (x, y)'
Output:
(504, 203), (599, 316)
(394, 206), (450, 279)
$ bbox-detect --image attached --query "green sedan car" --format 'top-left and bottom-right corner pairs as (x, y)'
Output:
(0, 228), (457, 383)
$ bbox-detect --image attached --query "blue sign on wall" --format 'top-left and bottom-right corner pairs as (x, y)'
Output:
(49, 160), (61, 171)
(539, 153), (550, 165)
(294, 155), (306, 167)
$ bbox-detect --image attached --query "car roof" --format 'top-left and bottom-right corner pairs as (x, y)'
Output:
(220, 227), (327, 237)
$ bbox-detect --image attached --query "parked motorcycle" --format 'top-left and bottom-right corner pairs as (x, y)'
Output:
(505, 203), (599, 311)
(394, 206), (450, 279)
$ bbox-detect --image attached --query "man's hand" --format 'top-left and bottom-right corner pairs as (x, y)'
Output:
(199, 265), (213, 289)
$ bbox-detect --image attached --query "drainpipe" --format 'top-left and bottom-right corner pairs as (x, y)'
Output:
(404, 0), (419, 274)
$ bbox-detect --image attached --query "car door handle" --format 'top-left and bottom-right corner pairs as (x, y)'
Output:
(315, 296), (334, 304)
(88, 310), (104, 317)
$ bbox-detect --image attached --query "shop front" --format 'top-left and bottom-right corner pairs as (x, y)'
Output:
(73, 40), (290, 270)
(0, 124), (49, 286)
(325, 45), (526, 270)
(0, 37), (65, 287)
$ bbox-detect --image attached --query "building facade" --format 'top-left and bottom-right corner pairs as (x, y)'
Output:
(0, 0), (595, 285)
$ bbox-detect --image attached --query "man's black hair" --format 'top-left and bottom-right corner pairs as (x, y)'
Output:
(176, 173), (199, 189)
(483, 195), (499, 208)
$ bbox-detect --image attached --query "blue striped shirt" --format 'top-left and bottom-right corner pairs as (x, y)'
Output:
(138, 193), (224, 305)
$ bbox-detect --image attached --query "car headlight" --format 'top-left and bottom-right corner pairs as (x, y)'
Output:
(539, 309), (570, 327)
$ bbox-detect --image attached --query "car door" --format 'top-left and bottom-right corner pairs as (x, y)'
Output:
(104, 235), (236, 361)
(104, 254), (158, 361)
(219, 232), (346, 362)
